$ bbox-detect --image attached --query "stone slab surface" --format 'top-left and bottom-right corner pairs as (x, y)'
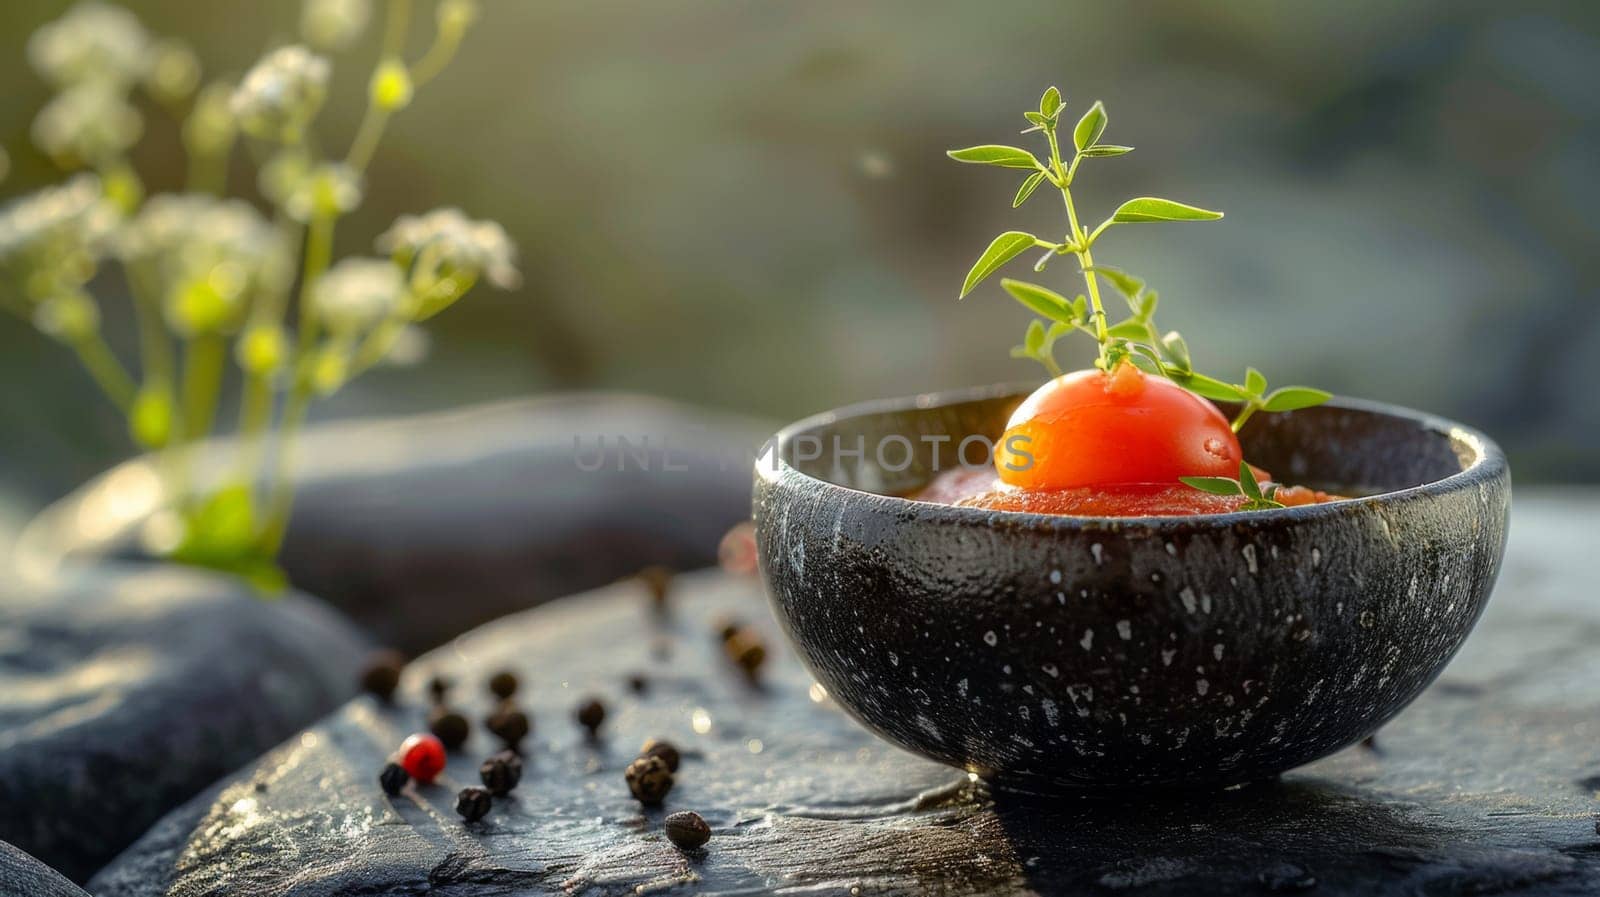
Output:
(92, 491), (1600, 896)
(0, 839), (89, 897)
(0, 566), (367, 883)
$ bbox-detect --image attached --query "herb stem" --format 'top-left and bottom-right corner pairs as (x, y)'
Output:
(69, 330), (136, 412)
(127, 263), (178, 391)
(409, 20), (464, 88)
(181, 333), (225, 446)
(1039, 128), (1111, 368)
(1230, 401), (1261, 433)
(344, 0), (411, 174)
(259, 211), (335, 554)
(1054, 171), (1110, 367)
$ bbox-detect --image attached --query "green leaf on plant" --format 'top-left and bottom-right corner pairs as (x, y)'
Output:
(1013, 170), (1047, 208)
(1080, 144), (1133, 157)
(960, 232), (1037, 297)
(947, 145), (1042, 170)
(1039, 86), (1063, 119)
(1024, 319), (1046, 354)
(1044, 321), (1072, 348)
(1024, 111), (1048, 126)
(1244, 366), (1268, 397)
(1128, 353), (1163, 375)
(1138, 289), (1159, 319)
(1179, 476), (1243, 497)
(1263, 386), (1333, 412)
(1088, 264), (1143, 298)
(1107, 318), (1152, 340)
(1169, 371), (1249, 402)
(1160, 330), (1192, 372)
(1109, 197), (1224, 223)
(1238, 461), (1263, 499)
(1002, 278), (1078, 324)
(1073, 101), (1107, 151)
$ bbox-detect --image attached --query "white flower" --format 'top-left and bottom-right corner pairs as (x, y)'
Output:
(283, 162), (362, 223)
(120, 194), (282, 272)
(0, 174), (118, 278)
(312, 258), (404, 334)
(230, 45), (330, 142)
(31, 83), (143, 166)
(376, 207), (520, 289)
(26, 2), (150, 89)
(301, 0), (372, 51)
(121, 194), (290, 335)
(144, 38), (201, 104)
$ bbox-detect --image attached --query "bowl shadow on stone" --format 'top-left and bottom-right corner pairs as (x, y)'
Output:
(755, 385), (1510, 790)
(983, 778), (1561, 894)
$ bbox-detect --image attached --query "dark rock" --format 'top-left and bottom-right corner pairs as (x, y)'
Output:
(0, 840), (90, 897)
(17, 393), (771, 653)
(89, 497), (1600, 895)
(0, 564), (365, 883)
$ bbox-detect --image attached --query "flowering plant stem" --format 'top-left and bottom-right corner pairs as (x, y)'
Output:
(260, 210), (334, 555)
(3, 0), (508, 590)
(69, 330), (137, 412)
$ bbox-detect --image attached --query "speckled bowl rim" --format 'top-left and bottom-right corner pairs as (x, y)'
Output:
(757, 383), (1508, 535)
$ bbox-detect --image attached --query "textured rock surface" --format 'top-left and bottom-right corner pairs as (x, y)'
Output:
(18, 393), (770, 653)
(0, 565), (367, 883)
(94, 492), (1600, 896)
(0, 840), (90, 897)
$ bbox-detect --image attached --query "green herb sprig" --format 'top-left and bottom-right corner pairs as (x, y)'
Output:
(1180, 463), (1286, 511)
(949, 87), (1331, 435)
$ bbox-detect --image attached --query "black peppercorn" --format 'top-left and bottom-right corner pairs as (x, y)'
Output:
(575, 698), (606, 736)
(428, 705), (470, 750)
(479, 749), (523, 796)
(637, 565), (674, 612)
(359, 649), (406, 702)
(663, 811), (711, 850)
(724, 629), (767, 679)
(639, 738), (681, 773)
(712, 616), (742, 644)
(487, 670), (519, 700)
(379, 761), (409, 796)
(626, 672), (648, 695)
(427, 675), (452, 705)
(455, 786), (492, 823)
(625, 755), (673, 805)
(485, 703), (531, 749)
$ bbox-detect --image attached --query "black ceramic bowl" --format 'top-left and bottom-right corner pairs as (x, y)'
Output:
(754, 385), (1509, 789)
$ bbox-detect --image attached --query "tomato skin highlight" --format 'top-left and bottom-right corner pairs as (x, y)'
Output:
(995, 365), (1242, 490)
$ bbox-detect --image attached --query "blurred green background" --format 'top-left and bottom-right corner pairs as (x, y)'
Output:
(1, 0), (1596, 512)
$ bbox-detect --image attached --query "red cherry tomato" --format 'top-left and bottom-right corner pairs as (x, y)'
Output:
(994, 363), (1241, 490)
(398, 733), (447, 784)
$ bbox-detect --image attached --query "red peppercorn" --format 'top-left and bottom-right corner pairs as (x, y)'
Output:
(398, 732), (447, 784)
